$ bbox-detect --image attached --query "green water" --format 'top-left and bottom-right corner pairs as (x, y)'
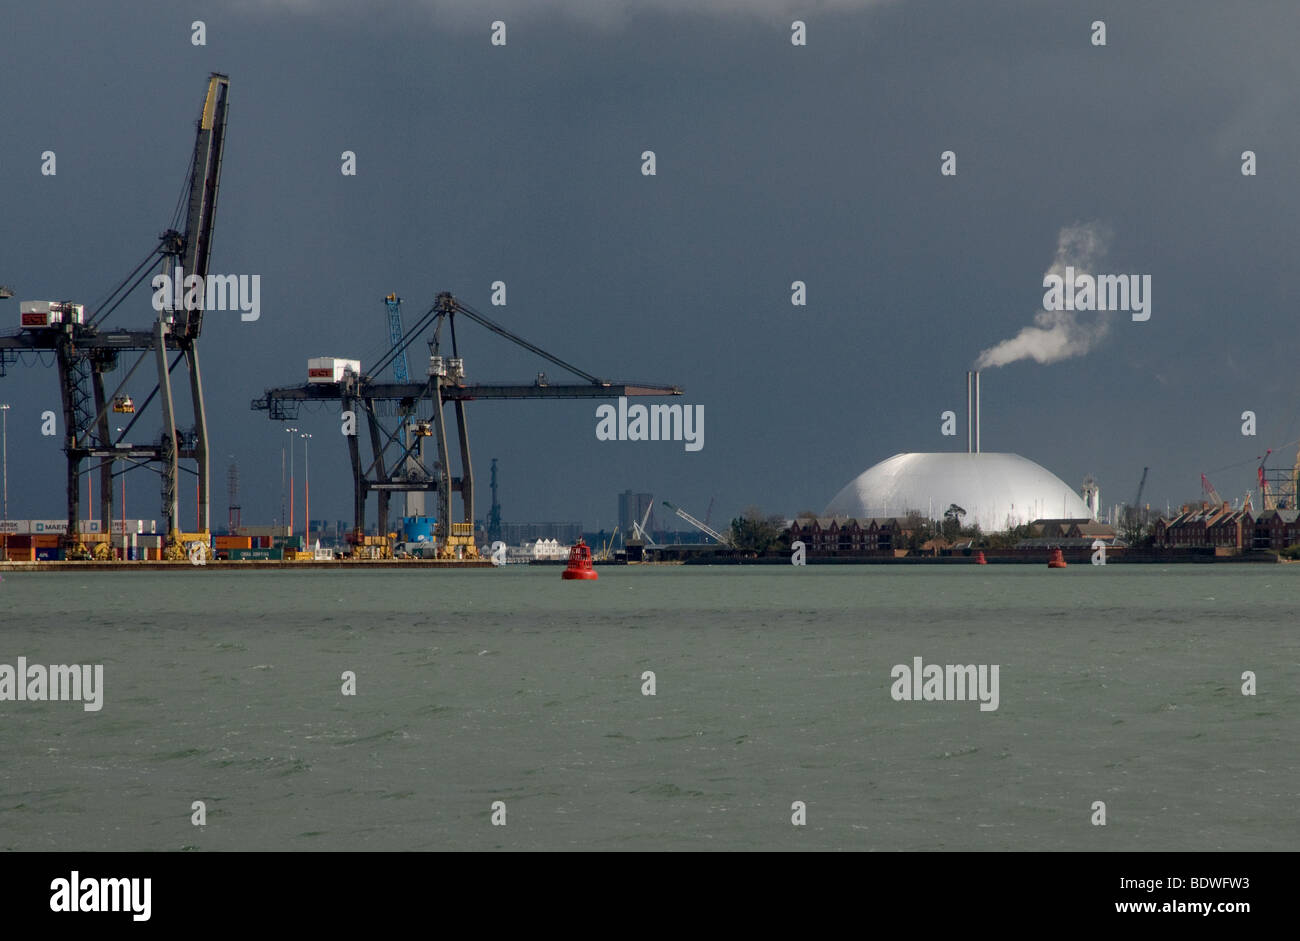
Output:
(0, 565), (1296, 850)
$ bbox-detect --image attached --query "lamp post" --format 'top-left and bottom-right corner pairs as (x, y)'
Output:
(300, 433), (312, 547)
(285, 426), (298, 538)
(1, 403), (9, 523)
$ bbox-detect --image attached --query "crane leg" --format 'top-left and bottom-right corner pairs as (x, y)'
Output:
(430, 379), (453, 556)
(91, 362), (115, 537)
(363, 398), (389, 544)
(344, 393), (365, 540)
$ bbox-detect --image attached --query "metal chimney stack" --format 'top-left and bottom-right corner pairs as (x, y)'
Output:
(966, 371), (973, 453)
(974, 370), (981, 453)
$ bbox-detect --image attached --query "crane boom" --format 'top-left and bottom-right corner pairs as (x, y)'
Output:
(631, 499), (656, 545)
(175, 72), (230, 340)
(662, 500), (729, 545)
(1134, 467), (1149, 509)
(1200, 473), (1223, 506)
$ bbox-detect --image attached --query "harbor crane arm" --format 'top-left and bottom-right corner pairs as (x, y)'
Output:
(632, 500), (656, 545)
(369, 293), (609, 388)
(1201, 473), (1223, 506)
(662, 500), (731, 545)
(1134, 467), (1149, 509)
(450, 298), (606, 385)
(175, 72), (230, 340)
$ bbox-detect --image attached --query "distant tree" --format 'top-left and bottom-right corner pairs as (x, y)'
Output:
(1119, 505), (1152, 545)
(900, 510), (935, 550)
(941, 503), (967, 540)
(730, 505), (788, 553)
(984, 522), (1033, 549)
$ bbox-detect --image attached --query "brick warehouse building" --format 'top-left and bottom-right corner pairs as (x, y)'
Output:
(786, 517), (908, 555)
(1154, 503), (1255, 551)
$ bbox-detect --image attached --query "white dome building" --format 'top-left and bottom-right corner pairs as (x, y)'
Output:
(824, 452), (1091, 533)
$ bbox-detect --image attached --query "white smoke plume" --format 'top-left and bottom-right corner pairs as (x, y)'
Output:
(975, 222), (1112, 370)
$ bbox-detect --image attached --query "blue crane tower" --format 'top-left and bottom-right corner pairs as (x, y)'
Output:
(384, 293), (410, 382)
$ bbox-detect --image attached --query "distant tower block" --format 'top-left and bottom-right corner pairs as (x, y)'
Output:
(227, 460), (241, 531)
(1081, 475), (1100, 521)
(487, 457), (502, 543)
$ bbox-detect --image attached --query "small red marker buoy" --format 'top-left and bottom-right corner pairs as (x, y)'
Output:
(1047, 547), (1067, 568)
(561, 539), (599, 580)
(975, 550), (987, 565)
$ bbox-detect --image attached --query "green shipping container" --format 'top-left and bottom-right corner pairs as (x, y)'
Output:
(226, 548), (284, 561)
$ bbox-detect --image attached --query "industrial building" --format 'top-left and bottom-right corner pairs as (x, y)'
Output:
(824, 372), (1092, 532)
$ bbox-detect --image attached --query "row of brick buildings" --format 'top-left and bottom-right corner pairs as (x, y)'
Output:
(784, 516), (1121, 555)
(786, 517), (908, 553)
(787, 506), (1296, 556)
(1153, 503), (1299, 551)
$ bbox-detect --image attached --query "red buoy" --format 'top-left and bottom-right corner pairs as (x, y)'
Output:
(975, 550), (987, 565)
(561, 539), (599, 580)
(1047, 547), (1067, 568)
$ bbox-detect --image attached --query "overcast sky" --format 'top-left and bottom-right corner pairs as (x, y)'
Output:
(3, 0), (1299, 531)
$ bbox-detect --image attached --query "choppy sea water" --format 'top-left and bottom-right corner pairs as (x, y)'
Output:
(0, 565), (1296, 851)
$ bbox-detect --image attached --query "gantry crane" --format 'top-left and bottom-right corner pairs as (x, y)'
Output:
(253, 291), (682, 557)
(0, 73), (230, 558)
(382, 293), (426, 519)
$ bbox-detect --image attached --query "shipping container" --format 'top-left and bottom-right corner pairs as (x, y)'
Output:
(276, 536), (304, 551)
(32, 535), (60, 548)
(0, 520), (27, 534)
(110, 519), (157, 535)
(6, 534), (32, 548)
(34, 547), (64, 561)
(32, 520), (68, 534)
(307, 356), (361, 384)
(227, 547), (283, 561)
(5, 547), (35, 562)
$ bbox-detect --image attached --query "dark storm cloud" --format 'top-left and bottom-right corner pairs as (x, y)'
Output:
(2, 0), (1298, 530)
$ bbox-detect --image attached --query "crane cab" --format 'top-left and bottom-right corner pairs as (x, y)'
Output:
(112, 396), (135, 414)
